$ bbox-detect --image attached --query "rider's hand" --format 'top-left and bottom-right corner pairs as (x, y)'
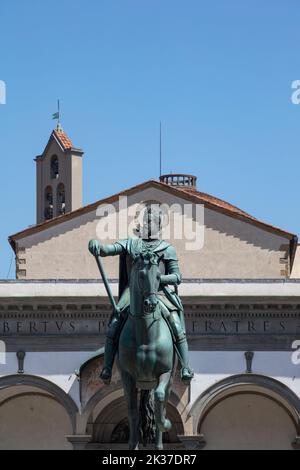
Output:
(88, 239), (101, 256)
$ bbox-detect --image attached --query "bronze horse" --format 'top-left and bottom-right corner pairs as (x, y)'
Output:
(118, 251), (175, 450)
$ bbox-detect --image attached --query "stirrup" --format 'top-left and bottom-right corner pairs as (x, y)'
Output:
(180, 367), (194, 383)
(100, 366), (112, 385)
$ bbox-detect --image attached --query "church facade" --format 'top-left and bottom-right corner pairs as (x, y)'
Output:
(1, 126), (300, 449)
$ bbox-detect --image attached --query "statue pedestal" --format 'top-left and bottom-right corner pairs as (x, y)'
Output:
(178, 434), (206, 450)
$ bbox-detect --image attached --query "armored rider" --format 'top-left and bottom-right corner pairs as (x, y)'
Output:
(89, 205), (194, 384)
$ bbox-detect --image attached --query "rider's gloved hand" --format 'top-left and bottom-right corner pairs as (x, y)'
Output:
(160, 273), (181, 286)
(88, 239), (101, 256)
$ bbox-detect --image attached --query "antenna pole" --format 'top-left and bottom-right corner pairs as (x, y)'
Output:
(159, 121), (162, 177)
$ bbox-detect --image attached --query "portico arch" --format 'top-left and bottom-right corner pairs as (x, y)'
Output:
(190, 374), (300, 450)
(0, 374), (78, 449)
(0, 374), (78, 430)
(91, 392), (184, 445)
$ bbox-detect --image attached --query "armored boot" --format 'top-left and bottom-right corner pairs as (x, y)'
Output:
(168, 311), (194, 383)
(100, 336), (117, 385)
(175, 336), (194, 383)
(100, 310), (126, 385)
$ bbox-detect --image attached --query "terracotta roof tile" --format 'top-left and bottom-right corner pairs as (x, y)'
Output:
(174, 187), (258, 222)
(53, 128), (73, 150)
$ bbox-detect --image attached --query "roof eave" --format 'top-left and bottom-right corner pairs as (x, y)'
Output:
(64, 147), (84, 155)
(8, 236), (16, 253)
(290, 235), (299, 272)
(8, 179), (297, 249)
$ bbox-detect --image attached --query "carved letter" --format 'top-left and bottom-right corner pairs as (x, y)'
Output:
(30, 322), (37, 333)
(55, 321), (64, 331)
(248, 321), (256, 332)
(205, 321), (214, 332)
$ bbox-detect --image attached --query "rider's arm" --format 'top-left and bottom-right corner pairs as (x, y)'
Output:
(88, 239), (125, 257)
(99, 243), (124, 257)
(160, 258), (182, 286)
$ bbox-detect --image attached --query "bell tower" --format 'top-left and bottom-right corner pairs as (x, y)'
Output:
(35, 124), (84, 224)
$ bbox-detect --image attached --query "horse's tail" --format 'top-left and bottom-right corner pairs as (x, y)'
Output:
(139, 389), (156, 446)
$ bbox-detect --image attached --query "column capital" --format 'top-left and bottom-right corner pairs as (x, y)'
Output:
(66, 434), (92, 450)
(178, 434), (206, 450)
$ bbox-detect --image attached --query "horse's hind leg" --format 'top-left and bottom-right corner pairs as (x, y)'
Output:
(154, 371), (172, 435)
(155, 374), (173, 450)
(121, 370), (139, 450)
(155, 427), (163, 451)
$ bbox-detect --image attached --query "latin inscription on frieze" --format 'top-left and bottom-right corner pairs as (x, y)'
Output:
(0, 318), (109, 335)
(0, 314), (300, 336)
(188, 318), (292, 335)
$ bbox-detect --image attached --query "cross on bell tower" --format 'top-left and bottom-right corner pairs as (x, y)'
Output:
(35, 124), (84, 224)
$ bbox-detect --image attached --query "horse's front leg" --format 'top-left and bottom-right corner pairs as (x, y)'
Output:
(121, 370), (139, 450)
(154, 371), (172, 439)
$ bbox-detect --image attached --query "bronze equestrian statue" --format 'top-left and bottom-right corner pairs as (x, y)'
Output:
(89, 205), (193, 449)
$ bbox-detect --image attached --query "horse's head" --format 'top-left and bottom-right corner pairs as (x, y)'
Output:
(139, 252), (161, 314)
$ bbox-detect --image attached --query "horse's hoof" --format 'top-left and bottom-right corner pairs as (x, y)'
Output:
(157, 419), (172, 433)
(164, 418), (172, 431)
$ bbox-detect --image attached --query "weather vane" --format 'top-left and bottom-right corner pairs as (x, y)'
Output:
(52, 100), (61, 129)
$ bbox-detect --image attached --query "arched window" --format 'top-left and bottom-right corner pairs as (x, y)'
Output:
(57, 183), (65, 216)
(44, 186), (53, 220)
(50, 155), (59, 179)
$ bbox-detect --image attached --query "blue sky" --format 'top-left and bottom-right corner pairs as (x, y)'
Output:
(1, 0), (300, 278)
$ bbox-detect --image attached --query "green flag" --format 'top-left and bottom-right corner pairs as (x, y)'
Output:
(52, 112), (59, 119)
